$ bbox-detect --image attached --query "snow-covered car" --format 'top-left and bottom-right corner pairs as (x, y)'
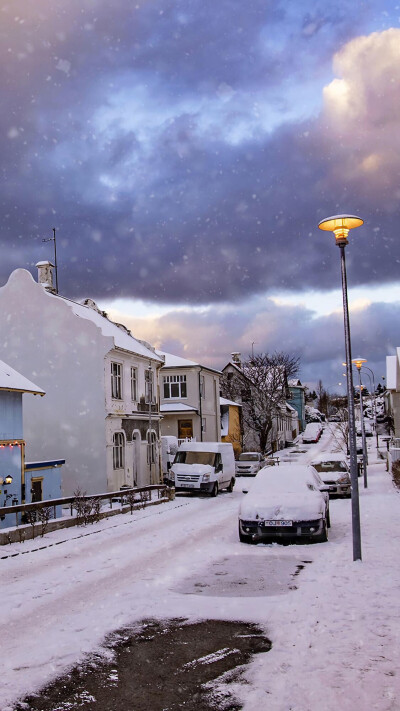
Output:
(310, 453), (351, 498)
(238, 464), (329, 544)
(302, 422), (323, 444)
(235, 452), (264, 476)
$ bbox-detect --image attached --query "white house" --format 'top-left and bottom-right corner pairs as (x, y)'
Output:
(158, 351), (221, 442)
(0, 265), (164, 496)
(386, 349), (400, 435)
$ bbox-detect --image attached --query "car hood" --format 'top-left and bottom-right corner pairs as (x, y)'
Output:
(320, 472), (349, 484)
(171, 463), (214, 476)
(239, 492), (325, 521)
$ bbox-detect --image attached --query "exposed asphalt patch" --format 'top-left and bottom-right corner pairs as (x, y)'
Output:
(174, 555), (312, 597)
(14, 619), (271, 711)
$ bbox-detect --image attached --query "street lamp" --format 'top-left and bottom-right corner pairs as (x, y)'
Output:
(352, 358), (368, 488)
(318, 214), (363, 561)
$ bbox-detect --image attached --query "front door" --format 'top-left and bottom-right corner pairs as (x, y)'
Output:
(178, 419), (193, 440)
(31, 478), (43, 503)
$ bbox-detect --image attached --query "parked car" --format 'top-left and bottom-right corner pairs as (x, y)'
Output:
(169, 441), (235, 496)
(238, 464), (329, 544)
(310, 452), (351, 498)
(302, 422), (323, 444)
(235, 452), (264, 477)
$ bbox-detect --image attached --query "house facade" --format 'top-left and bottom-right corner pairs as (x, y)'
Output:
(158, 352), (221, 443)
(220, 397), (242, 457)
(0, 358), (64, 529)
(288, 379), (307, 432)
(0, 266), (164, 497)
(386, 350), (400, 436)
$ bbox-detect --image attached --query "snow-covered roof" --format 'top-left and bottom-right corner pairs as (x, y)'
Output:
(288, 379), (305, 388)
(220, 397), (242, 407)
(0, 359), (45, 395)
(160, 403), (198, 413)
(60, 297), (164, 363)
(157, 350), (221, 374)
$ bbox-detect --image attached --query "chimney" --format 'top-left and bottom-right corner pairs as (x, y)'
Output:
(231, 352), (241, 367)
(36, 261), (56, 294)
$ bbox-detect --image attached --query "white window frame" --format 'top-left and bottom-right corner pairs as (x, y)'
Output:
(111, 361), (123, 400)
(200, 375), (206, 398)
(113, 431), (125, 470)
(131, 366), (138, 402)
(202, 417), (207, 432)
(163, 374), (187, 399)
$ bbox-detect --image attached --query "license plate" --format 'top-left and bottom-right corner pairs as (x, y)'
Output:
(264, 520), (292, 527)
(183, 483), (195, 488)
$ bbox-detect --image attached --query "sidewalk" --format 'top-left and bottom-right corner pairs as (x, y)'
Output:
(240, 443), (400, 711)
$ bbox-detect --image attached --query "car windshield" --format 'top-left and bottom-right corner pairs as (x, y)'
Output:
(238, 453), (259, 461)
(174, 451), (216, 466)
(313, 461), (347, 473)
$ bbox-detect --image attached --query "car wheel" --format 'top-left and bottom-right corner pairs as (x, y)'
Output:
(211, 481), (219, 497)
(317, 520), (328, 543)
(327, 507), (331, 528)
(226, 477), (235, 492)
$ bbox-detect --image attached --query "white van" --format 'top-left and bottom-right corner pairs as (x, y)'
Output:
(169, 441), (235, 496)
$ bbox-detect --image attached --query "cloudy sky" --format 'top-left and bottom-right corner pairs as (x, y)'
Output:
(1, 0), (400, 389)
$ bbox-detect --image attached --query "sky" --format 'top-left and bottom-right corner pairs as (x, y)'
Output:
(1, 0), (400, 388)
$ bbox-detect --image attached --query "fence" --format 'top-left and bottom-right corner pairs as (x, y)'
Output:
(0, 484), (170, 530)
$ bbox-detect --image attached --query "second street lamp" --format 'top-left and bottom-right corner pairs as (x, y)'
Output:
(318, 214), (363, 562)
(352, 358), (368, 489)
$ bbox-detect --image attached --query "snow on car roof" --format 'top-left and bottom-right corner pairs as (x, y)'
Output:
(310, 452), (347, 464)
(249, 464), (315, 493)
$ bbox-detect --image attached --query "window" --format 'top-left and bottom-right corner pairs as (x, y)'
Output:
(147, 431), (156, 464)
(163, 374), (187, 399)
(145, 369), (155, 403)
(131, 367), (138, 401)
(111, 362), (122, 400)
(113, 432), (125, 469)
(200, 375), (205, 398)
(202, 417), (207, 432)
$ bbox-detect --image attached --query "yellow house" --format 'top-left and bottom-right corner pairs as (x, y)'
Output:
(220, 397), (242, 457)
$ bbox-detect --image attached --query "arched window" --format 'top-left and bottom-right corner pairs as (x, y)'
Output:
(113, 432), (125, 470)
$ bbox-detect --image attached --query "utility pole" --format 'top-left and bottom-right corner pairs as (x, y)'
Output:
(42, 227), (59, 293)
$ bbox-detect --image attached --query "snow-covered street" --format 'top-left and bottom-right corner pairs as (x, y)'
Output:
(2, 425), (400, 711)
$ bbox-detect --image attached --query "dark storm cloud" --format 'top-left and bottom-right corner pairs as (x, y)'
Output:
(120, 297), (398, 390)
(0, 0), (398, 302)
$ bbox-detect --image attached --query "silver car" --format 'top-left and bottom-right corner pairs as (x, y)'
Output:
(310, 453), (351, 498)
(235, 452), (264, 477)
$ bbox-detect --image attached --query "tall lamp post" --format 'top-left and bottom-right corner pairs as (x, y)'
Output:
(318, 214), (363, 562)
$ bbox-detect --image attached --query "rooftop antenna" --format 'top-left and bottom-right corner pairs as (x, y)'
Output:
(42, 227), (59, 294)
(251, 341), (257, 359)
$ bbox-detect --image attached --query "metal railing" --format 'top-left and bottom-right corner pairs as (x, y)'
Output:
(0, 484), (169, 529)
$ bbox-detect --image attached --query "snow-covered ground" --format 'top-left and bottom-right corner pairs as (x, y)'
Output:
(1, 425), (399, 711)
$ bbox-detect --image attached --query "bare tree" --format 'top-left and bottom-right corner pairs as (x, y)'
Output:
(221, 352), (300, 453)
(37, 506), (53, 537)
